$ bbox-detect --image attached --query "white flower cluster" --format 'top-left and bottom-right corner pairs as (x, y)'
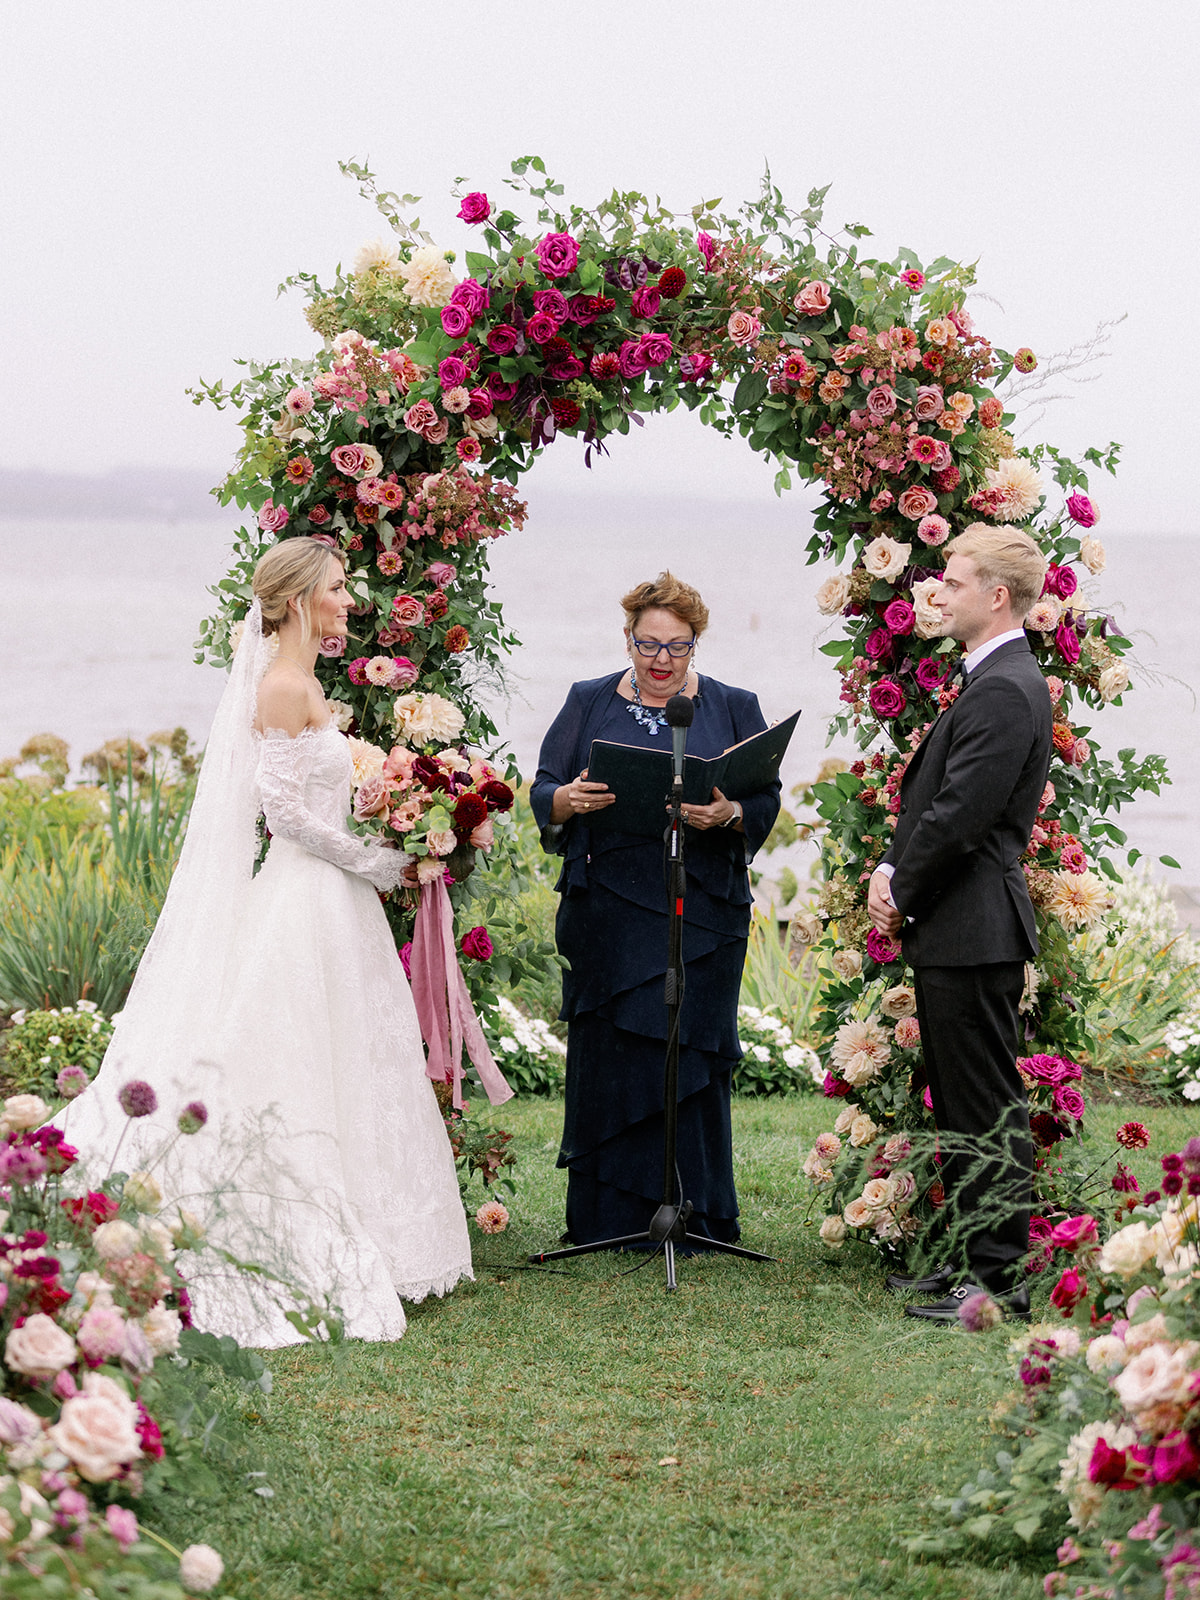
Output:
(736, 1006), (822, 1091)
(1163, 1008), (1200, 1101)
(485, 998), (566, 1095)
(490, 997), (566, 1063)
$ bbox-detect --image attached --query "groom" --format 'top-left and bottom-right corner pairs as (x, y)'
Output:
(867, 525), (1052, 1321)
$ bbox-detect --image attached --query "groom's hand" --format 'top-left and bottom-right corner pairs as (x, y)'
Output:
(868, 870), (903, 936)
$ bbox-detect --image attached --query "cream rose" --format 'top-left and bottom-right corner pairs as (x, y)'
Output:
(1079, 535), (1106, 575)
(816, 575), (851, 617)
(5, 1313), (77, 1380)
(911, 576), (946, 639)
(123, 1170), (163, 1213)
(3, 1093), (48, 1131)
(1099, 662), (1129, 702)
(92, 1220), (140, 1261)
(843, 1198), (874, 1229)
(397, 245), (457, 308)
(830, 949), (862, 982)
(848, 1112), (878, 1148)
(47, 1374), (141, 1483)
(1098, 1222), (1157, 1279)
(1113, 1342), (1198, 1414)
(860, 1177), (895, 1211)
(819, 1214), (846, 1247)
(862, 535), (912, 583)
(880, 984), (916, 1020)
(791, 912), (824, 948)
(802, 1150), (834, 1184)
(1085, 1334), (1129, 1374)
(141, 1305), (182, 1357)
(833, 1103), (859, 1135)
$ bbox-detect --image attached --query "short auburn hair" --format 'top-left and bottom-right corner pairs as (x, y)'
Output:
(945, 524), (1047, 618)
(620, 572), (709, 638)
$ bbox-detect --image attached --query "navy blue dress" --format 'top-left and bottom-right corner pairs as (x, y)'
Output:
(530, 673), (781, 1247)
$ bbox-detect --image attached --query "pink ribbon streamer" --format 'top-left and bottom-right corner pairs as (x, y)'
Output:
(409, 875), (513, 1110)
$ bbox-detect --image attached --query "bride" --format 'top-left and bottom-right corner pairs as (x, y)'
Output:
(60, 538), (475, 1346)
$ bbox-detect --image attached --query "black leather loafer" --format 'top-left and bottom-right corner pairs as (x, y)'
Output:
(903, 1282), (1031, 1323)
(884, 1261), (956, 1295)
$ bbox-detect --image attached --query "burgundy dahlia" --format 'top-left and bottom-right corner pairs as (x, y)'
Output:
(657, 266), (687, 299)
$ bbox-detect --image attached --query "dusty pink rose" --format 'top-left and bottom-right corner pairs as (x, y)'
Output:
(794, 281), (832, 315)
(256, 498), (289, 533)
(389, 594), (424, 626)
(917, 514), (950, 546)
(353, 776), (391, 820)
(535, 231), (580, 279)
(469, 815), (494, 850)
(403, 400), (437, 433)
(426, 561), (456, 587)
(317, 635), (345, 658)
(1070, 737), (1091, 767)
(913, 384), (944, 420)
(457, 191), (490, 224)
(866, 385), (897, 420)
(727, 309), (761, 347)
(897, 486), (939, 520)
(424, 418), (450, 445)
(5, 1313), (77, 1380)
(330, 443), (369, 475)
(77, 1305), (128, 1366)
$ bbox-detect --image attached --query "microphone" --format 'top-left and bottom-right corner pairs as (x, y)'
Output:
(665, 694), (694, 787)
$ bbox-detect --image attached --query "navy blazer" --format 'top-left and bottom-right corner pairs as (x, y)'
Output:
(882, 637), (1052, 968)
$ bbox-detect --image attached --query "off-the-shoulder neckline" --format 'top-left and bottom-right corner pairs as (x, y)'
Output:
(254, 717), (337, 741)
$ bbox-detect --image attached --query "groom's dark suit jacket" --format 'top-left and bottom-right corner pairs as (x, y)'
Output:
(882, 637), (1052, 966)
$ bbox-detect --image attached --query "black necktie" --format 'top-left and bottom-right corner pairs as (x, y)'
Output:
(950, 659), (969, 689)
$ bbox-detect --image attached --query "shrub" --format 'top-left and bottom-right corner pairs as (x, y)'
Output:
(1, 1001), (114, 1098)
(485, 996), (566, 1096)
(734, 1005), (822, 1096)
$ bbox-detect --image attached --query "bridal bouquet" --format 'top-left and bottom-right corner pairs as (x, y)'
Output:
(345, 725), (514, 884)
(0, 1089), (236, 1595)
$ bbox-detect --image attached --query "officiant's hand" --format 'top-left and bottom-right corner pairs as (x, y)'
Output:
(550, 768), (616, 823)
(680, 786), (743, 833)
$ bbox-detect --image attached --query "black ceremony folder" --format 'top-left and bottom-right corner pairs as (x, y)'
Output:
(585, 710), (800, 838)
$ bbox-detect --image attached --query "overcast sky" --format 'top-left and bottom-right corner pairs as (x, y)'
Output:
(3, 1), (1197, 532)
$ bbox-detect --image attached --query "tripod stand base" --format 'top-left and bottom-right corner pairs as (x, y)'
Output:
(528, 1228), (777, 1291)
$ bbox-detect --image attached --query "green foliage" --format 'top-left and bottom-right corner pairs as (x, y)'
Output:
(0, 1001), (113, 1097)
(738, 910), (828, 1044)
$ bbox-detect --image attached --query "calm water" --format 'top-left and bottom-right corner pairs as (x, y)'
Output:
(2, 502), (1195, 887)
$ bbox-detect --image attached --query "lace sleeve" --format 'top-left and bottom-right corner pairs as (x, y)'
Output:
(255, 731), (407, 893)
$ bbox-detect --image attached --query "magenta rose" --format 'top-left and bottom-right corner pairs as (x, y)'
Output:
(330, 443), (368, 475)
(883, 599), (915, 636)
(1053, 1083), (1086, 1121)
(865, 626), (893, 661)
(1151, 1432), (1200, 1486)
(399, 941), (413, 977)
(1054, 619), (1082, 665)
(487, 373), (519, 402)
(915, 656), (949, 692)
(1065, 492), (1098, 528)
(822, 1071), (852, 1098)
(679, 351), (714, 382)
(896, 486), (938, 520)
(486, 324), (520, 356)
(526, 311), (561, 344)
(389, 656), (419, 689)
(461, 925), (494, 960)
(639, 331), (673, 367)
(452, 278), (490, 317)
(535, 231), (580, 280)
(631, 287), (661, 319)
(913, 384), (944, 421)
(256, 499), (289, 533)
(1049, 1265), (1089, 1314)
(457, 192), (490, 224)
(696, 231), (717, 269)
(438, 356), (469, 389)
(1049, 1214), (1098, 1252)
(532, 287), (568, 324)
(549, 356), (586, 381)
(869, 678), (906, 719)
(1044, 562), (1078, 600)
(866, 385), (897, 420)
(440, 303), (473, 339)
(866, 928), (901, 964)
(618, 339), (649, 379)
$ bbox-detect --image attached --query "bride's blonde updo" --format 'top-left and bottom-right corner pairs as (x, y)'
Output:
(252, 538), (347, 639)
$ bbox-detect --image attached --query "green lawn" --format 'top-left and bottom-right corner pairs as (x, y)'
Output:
(162, 1097), (1194, 1600)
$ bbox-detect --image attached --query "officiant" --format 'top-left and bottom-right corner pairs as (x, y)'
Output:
(530, 572), (781, 1248)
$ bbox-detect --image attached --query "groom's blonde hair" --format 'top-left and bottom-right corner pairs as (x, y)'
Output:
(946, 524), (1047, 618)
(253, 538), (346, 640)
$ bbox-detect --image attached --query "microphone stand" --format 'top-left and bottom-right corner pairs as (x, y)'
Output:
(530, 702), (776, 1291)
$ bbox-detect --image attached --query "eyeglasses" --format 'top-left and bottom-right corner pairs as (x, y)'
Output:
(630, 636), (696, 659)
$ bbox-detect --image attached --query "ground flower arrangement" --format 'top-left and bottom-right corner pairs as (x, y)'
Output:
(0, 1085), (261, 1597)
(907, 1135), (1200, 1600)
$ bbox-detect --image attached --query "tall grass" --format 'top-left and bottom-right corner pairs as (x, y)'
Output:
(738, 910), (827, 1043)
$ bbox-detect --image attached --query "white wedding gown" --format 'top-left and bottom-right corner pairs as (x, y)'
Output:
(61, 722), (473, 1348)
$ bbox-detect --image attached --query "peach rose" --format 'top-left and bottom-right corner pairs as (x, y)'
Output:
(727, 309), (762, 348)
(843, 1198), (874, 1228)
(911, 577), (946, 639)
(861, 1177), (895, 1211)
(816, 575), (851, 616)
(1079, 536), (1106, 575)
(880, 984), (916, 1019)
(830, 949), (862, 982)
(849, 1112), (879, 1148)
(819, 1215), (846, 1247)
(794, 281), (832, 316)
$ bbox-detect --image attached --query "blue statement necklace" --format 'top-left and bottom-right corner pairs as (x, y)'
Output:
(626, 670), (669, 735)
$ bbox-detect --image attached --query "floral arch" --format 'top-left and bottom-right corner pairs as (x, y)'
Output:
(197, 157), (1165, 1231)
